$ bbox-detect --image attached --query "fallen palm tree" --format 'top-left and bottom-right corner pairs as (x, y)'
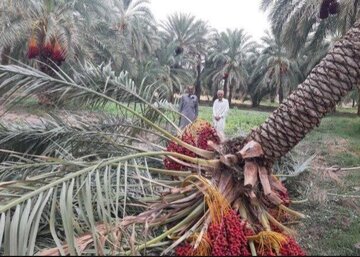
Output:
(25, 119), (303, 256)
(0, 19), (360, 257)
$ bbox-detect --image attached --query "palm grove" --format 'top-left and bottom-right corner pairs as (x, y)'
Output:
(0, 0), (359, 256)
(1, 0), (359, 111)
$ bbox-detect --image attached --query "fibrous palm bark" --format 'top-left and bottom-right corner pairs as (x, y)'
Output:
(223, 20), (360, 163)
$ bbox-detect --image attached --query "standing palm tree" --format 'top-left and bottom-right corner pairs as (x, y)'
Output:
(208, 29), (255, 106)
(0, 1), (38, 64)
(0, 0), (116, 104)
(262, 0), (360, 114)
(154, 41), (194, 102)
(160, 13), (211, 100)
(244, 44), (269, 107)
(1, 0), (80, 104)
(261, 0), (335, 57)
(251, 30), (302, 104)
(0, 0), (88, 64)
(70, 0), (118, 64)
(111, 0), (158, 63)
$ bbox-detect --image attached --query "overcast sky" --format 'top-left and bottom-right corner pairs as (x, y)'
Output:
(149, 0), (270, 42)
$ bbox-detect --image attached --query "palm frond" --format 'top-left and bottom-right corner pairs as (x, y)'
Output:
(0, 61), (214, 160)
(0, 111), (167, 164)
(0, 140), (214, 255)
(0, 17), (32, 48)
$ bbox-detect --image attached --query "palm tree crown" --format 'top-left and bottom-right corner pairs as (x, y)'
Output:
(208, 28), (255, 105)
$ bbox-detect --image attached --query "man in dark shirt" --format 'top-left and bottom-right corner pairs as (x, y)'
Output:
(178, 85), (198, 129)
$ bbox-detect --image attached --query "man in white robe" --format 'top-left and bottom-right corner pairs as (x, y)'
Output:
(213, 90), (229, 141)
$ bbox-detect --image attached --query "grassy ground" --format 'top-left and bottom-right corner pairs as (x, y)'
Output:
(293, 115), (360, 256)
(198, 106), (269, 136)
(5, 99), (360, 255)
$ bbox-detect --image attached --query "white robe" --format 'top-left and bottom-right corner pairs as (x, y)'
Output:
(213, 98), (229, 137)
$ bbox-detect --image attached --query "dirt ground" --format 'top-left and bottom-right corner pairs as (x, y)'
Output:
(0, 105), (44, 124)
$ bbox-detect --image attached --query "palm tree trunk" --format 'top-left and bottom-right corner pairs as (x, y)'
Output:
(37, 54), (57, 106)
(270, 92), (276, 103)
(195, 60), (201, 100)
(251, 93), (261, 107)
(224, 78), (228, 98)
(278, 81), (284, 104)
(169, 89), (175, 103)
(224, 20), (360, 162)
(269, 81), (276, 103)
(351, 0), (359, 25)
(228, 81), (234, 107)
(251, 88), (269, 107)
(1, 46), (11, 65)
(223, 77), (228, 100)
(212, 82), (218, 102)
(330, 105), (337, 113)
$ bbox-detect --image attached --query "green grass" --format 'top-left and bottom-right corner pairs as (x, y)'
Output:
(336, 106), (358, 114)
(289, 115), (360, 256)
(298, 202), (360, 256)
(198, 106), (269, 136)
(304, 115), (360, 166)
